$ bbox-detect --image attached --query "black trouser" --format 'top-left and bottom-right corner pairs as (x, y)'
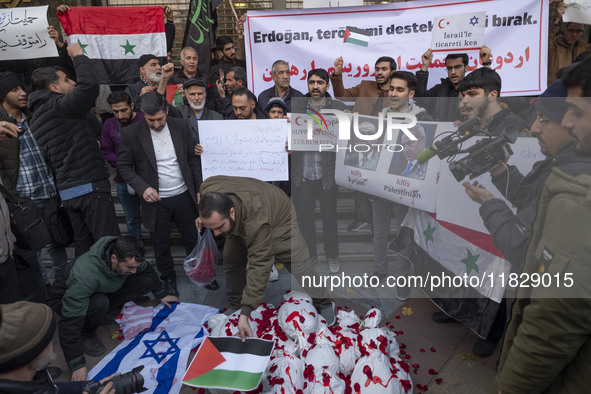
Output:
(352, 191), (372, 223)
(0, 255), (20, 304)
(150, 191), (198, 280)
(63, 191), (120, 258)
(293, 180), (339, 259)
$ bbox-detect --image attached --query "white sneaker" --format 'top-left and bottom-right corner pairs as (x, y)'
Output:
(328, 258), (340, 273)
(268, 265), (279, 282)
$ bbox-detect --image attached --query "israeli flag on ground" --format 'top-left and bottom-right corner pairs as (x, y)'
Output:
(90, 302), (220, 394)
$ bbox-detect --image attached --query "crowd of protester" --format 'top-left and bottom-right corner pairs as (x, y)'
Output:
(1, 0), (590, 392)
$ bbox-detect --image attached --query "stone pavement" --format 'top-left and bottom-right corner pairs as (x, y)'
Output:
(50, 261), (499, 393)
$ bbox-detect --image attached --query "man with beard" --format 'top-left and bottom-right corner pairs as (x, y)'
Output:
(258, 60), (304, 112)
(229, 88), (267, 120)
(210, 36), (247, 86)
(430, 67), (528, 358)
(331, 56), (396, 232)
(457, 67), (527, 137)
(101, 91), (144, 238)
(169, 47), (216, 111)
(291, 68), (348, 274)
(463, 80), (591, 359)
(331, 56), (396, 116)
(197, 176), (335, 341)
(0, 301), (113, 392)
(118, 92), (203, 299)
(414, 46), (491, 121)
(548, 2), (590, 83)
(216, 66), (247, 118)
(492, 56), (591, 394)
(178, 78), (223, 157)
(125, 54), (164, 111)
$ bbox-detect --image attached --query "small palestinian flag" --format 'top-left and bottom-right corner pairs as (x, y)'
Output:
(57, 6), (166, 84)
(343, 26), (371, 47)
(182, 337), (274, 391)
(166, 85), (184, 107)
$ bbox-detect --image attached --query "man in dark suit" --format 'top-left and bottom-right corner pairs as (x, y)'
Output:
(388, 125), (428, 180)
(118, 91), (203, 297)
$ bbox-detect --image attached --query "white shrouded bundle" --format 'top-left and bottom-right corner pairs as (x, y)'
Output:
(203, 293), (413, 393)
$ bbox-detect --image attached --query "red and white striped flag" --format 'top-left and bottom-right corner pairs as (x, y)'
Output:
(58, 6), (166, 84)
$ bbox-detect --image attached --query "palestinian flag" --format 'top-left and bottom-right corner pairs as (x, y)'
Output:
(183, 337), (274, 391)
(343, 26), (371, 47)
(166, 85), (184, 107)
(392, 208), (511, 338)
(58, 6), (166, 84)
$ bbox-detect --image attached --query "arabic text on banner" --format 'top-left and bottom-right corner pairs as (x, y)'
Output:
(0, 6), (58, 61)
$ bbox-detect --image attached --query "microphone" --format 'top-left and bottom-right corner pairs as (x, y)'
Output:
(416, 146), (438, 164)
(415, 117), (482, 164)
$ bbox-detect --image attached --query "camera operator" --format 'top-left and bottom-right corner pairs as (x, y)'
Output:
(431, 67), (530, 358)
(456, 67), (528, 137)
(0, 301), (114, 394)
(463, 81), (591, 268)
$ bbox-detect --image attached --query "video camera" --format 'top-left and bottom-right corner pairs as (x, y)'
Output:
(416, 117), (521, 182)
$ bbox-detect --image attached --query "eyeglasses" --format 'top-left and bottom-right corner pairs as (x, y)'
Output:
(566, 29), (584, 34)
(537, 114), (552, 125)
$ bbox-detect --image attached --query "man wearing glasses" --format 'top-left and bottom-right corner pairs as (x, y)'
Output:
(548, 1), (590, 84)
(413, 45), (491, 121)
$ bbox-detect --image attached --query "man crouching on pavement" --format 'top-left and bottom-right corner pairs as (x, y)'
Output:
(48, 235), (179, 381)
(196, 175), (335, 340)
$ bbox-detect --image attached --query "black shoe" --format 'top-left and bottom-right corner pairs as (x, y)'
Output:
(47, 366), (62, 380)
(473, 338), (498, 358)
(164, 277), (180, 298)
(82, 332), (106, 357)
(205, 279), (219, 290)
(431, 311), (458, 324)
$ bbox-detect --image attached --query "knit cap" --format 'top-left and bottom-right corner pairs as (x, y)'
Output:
(0, 301), (56, 372)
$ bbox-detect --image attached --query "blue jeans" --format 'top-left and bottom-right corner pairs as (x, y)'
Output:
(116, 183), (141, 238)
(34, 197), (68, 283)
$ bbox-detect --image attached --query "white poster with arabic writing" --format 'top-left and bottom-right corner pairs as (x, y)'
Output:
(0, 6), (58, 60)
(199, 119), (290, 181)
(244, 0), (548, 97)
(563, 1), (591, 25)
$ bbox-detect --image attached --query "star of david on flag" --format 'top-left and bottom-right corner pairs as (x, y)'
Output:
(89, 303), (219, 394)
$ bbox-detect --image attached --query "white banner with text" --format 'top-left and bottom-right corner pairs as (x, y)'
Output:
(245, 0), (548, 97)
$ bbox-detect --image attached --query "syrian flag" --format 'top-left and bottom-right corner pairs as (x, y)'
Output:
(392, 208), (511, 338)
(89, 303), (219, 394)
(57, 6), (166, 84)
(343, 26), (371, 47)
(183, 337), (274, 391)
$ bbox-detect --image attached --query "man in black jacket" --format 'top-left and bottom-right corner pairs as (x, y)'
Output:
(291, 69), (347, 274)
(414, 46), (491, 121)
(28, 43), (119, 258)
(118, 92), (203, 297)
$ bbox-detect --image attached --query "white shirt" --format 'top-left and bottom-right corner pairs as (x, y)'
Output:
(150, 123), (188, 198)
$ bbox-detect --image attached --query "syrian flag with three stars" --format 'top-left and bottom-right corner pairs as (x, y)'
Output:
(392, 208), (511, 338)
(57, 6), (166, 84)
(89, 303), (219, 394)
